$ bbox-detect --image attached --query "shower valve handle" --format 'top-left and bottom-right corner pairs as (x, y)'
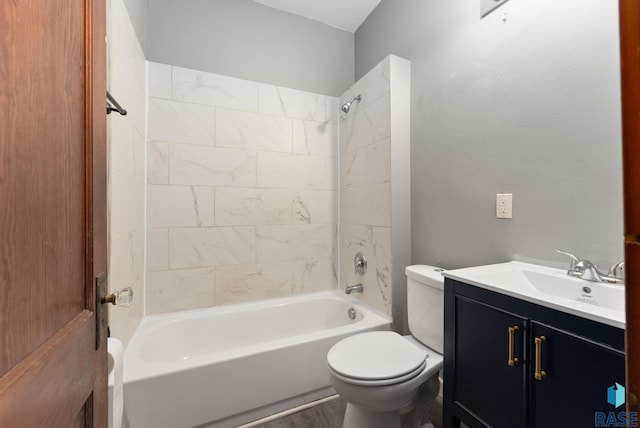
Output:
(354, 252), (367, 275)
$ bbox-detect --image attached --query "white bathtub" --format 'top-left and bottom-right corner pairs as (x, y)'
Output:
(123, 291), (390, 428)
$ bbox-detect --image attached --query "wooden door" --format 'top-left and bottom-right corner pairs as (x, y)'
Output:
(619, 0), (640, 418)
(0, 0), (107, 426)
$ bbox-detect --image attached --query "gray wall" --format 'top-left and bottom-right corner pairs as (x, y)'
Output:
(146, 0), (354, 96)
(356, 0), (623, 270)
(122, 0), (147, 51)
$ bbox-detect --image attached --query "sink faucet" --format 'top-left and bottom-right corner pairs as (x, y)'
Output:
(555, 249), (624, 284)
(345, 283), (363, 294)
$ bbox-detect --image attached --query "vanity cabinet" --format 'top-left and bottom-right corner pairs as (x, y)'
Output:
(443, 278), (625, 428)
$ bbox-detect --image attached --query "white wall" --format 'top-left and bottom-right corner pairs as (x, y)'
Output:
(107, 0), (147, 345)
(356, 0), (623, 271)
(146, 0), (355, 96)
(145, 62), (339, 314)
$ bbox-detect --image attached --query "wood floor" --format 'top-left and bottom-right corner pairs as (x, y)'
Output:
(250, 396), (443, 428)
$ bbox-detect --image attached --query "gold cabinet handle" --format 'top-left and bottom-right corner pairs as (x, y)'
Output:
(534, 336), (547, 380)
(507, 326), (520, 366)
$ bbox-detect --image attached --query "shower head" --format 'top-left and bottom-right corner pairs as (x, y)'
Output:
(340, 95), (361, 114)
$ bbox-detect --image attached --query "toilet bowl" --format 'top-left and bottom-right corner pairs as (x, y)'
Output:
(327, 265), (445, 428)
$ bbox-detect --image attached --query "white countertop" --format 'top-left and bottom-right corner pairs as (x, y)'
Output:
(443, 261), (625, 329)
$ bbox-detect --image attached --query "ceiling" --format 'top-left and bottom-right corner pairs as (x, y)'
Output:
(252, 0), (381, 33)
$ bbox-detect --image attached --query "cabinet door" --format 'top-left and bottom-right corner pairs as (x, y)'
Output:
(530, 322), (625, 428)
(454, 297), (528, 428)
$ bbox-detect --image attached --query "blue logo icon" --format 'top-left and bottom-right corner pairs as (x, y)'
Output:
(596, 382), (638, 427)
(608, 383), (626, 408)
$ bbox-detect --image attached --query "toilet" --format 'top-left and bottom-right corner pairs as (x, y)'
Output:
(327, 265), (444, 428)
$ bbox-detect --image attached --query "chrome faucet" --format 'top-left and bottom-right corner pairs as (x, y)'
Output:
(345, 283), (363, 294)
(556, 249), (624, 284)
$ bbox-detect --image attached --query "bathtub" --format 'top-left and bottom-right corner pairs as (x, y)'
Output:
(122, 291), (390, 428)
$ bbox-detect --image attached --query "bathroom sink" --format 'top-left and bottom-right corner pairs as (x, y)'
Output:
(443, 261), (625, 329)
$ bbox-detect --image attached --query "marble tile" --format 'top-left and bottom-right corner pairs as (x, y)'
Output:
(216, 108), (292, 152)
(259, 84), (327, 121)
(110, 170), (145, 234)
(169, 226), (255, 269)
(340, 148), (366, 189)
(363, 226), (392, 315)
(292, 258), (337, 294)
(215, 187), (292, 226)
(147, 141), (169, 184)
(365, 138), (391, 185)
(339, 224), (368, 261)
(109, 230), (144, 288)
(292, 120), (337, 157)
(340, 56), (390, 111)
(292, 190), (336, 224)
(341, 183), (391, 227)
(172, 66), (258, 111)
(169, 143), (256, 187)
(132, 127), (145, 183)
(109, 114), (134, 178)
(107, 0), (145, 346)
(256, 224), (333, 263)
(148, 61), (171, 99)
(339, 225), (392, 316)
(340, 93), (390, 154)
(146, 185), (214, 227)
(257, 152), (325, 190)
(324, 156), (338, 191)
(146, 228), (169, 271)
(146, 268), (215, 315)
(147, 97), (216, 145)
(326, 96), (340, 124)
(108, 0), (146, 136)
(215, 261), (293, 305)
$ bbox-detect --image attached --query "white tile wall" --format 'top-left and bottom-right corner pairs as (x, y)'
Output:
(146, 268), (216, 314)
(257, 152), (328, 189)
(216, 108), (292, 152)
(169, 144), (256, 187)
(173, 66), (258, 111)
(168, 227), (255, 269)
(339, 56), (396, 317)
(147, 185), (214, 227)
(147, 98), (216, 145)
(107, 0), (146, 345)
(146, 62), (338, 314)
(215, 261), (293, 305)
(215, 188), (292, 226)
(259, 84), (327, 121)
(340, 224), (392, 315)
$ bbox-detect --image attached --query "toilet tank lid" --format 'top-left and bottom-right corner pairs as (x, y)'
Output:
(405, 265), (445, 290)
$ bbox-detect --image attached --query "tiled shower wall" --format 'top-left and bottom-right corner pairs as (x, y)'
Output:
(145, 62), (339, 314)
(107, 0), (146, 345)
(339, 55), (411, 322)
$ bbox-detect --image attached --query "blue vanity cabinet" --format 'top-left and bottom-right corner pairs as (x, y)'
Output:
(443, 278), (625, 428)
(529, 322), (625, 428)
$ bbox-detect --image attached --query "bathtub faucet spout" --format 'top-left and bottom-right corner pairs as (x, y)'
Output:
(345, 284), (363, 294)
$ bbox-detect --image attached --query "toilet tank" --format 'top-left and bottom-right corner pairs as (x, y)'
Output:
(405, 265), (445, 354)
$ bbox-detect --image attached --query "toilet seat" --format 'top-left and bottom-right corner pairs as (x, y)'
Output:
(327, 331), (429, 386)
